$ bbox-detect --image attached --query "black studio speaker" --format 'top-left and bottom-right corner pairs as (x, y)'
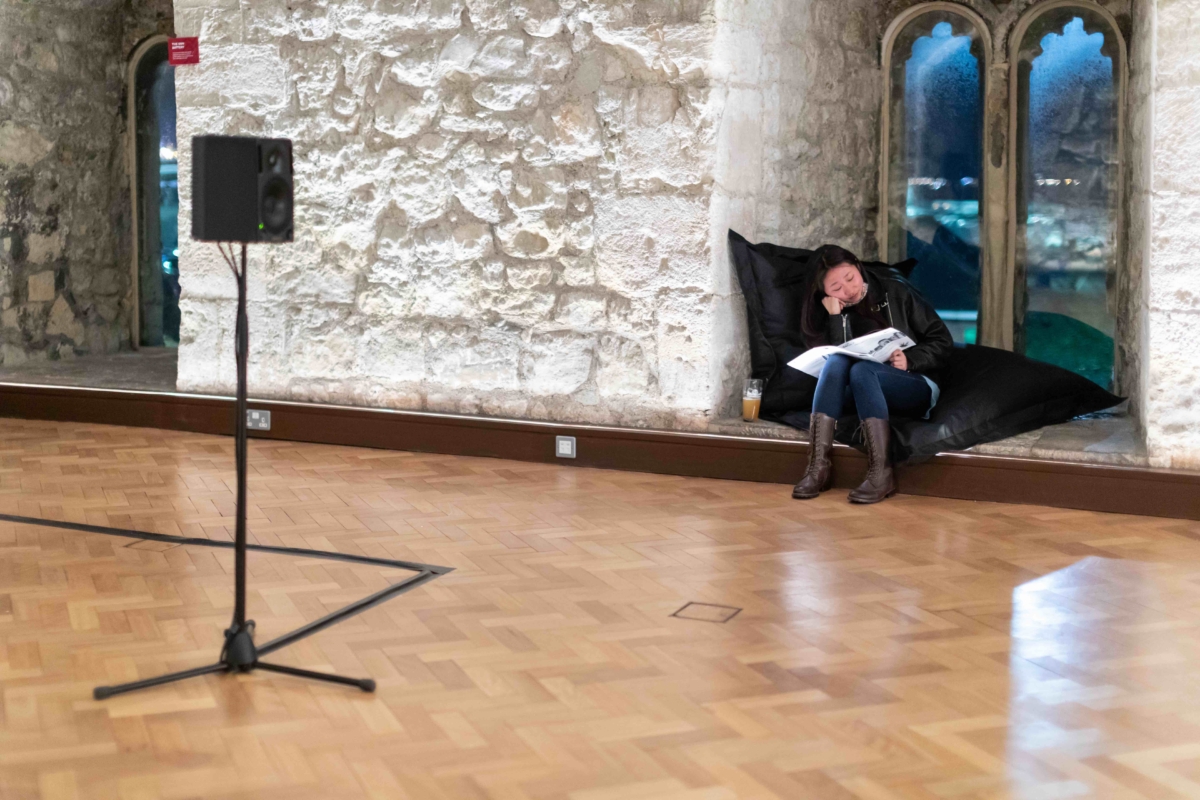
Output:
(192, 135), (293, 243)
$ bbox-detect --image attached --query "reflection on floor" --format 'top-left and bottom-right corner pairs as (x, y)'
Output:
(0, 347), (177, 392)
(1, 418), (1198, 798)
(0, 349), (1148, 468)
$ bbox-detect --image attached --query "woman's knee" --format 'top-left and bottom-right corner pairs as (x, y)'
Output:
(848, 359), (881, 388)
(821, 353), (854, 376)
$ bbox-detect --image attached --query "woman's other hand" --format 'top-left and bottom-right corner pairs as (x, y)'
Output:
(821, 296), (843, 315)
(888, 349), (908, 371)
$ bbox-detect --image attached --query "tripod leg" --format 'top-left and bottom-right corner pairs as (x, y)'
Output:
(94, 662), (229, 700)
(255, 661), (375, 692)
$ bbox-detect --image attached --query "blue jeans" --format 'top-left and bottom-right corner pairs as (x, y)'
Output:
(812, 355), (932, 421)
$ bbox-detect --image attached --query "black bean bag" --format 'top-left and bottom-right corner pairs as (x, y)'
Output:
(728, 231), (816, 413)
(729, 230), (1123, 464)
(728, 230), (917, 414)
(774, 344), (1122, 463)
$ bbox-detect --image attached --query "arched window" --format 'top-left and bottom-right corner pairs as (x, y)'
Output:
(881, 6), (988, 344)
(127, 37), (180, 348)
(1011, 5), (1125, 390)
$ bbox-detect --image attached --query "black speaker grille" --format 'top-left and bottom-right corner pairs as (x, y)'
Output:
(192, 136), (259, 242)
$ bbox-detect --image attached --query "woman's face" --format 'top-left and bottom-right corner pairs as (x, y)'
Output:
(822, 264), (864, 305)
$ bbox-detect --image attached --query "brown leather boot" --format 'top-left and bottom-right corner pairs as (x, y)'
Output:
(792, 412), (836, 499)
(848, 417), (897, 504)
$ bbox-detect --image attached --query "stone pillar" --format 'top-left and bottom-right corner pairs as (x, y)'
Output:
(1123, 0), (1153, 438)
(708, 0), (880, 419)
(1143, 0), (1200, 469)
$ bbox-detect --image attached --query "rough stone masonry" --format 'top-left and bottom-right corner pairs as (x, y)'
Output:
(172, 0), (880, 430)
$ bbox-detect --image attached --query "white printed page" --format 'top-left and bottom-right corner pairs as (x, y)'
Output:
(787, 346), (840, 378)
(786, 328), (916, 378)
(841, 328), (915, 359)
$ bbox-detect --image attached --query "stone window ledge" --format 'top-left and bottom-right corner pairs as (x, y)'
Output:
(708, 411), (1148, 469)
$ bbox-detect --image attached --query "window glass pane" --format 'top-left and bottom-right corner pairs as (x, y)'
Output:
(154, 61), (180, 347)
(888, 14), (984, 344)
(1017, 13), (1119, 389)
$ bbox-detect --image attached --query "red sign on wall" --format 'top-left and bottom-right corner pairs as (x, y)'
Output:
(168, 37), (200, 66)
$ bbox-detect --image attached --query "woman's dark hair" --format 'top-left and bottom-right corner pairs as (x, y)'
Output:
(799, 245), (885, 347)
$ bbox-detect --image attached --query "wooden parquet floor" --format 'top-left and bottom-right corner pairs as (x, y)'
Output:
(3, 419), (1200, 799)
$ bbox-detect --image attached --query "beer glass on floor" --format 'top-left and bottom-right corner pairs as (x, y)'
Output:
(743, 379), (763, 422)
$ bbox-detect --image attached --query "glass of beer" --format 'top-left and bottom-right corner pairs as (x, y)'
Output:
(742, 379), (763, 421)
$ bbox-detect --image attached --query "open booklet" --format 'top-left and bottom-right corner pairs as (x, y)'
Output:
(786, 327), (916, 378)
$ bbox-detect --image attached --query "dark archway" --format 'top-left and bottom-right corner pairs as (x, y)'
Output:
(131, 40), (179, 347)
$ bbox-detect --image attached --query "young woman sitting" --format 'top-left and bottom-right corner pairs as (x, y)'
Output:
(792, 245), (953, 504)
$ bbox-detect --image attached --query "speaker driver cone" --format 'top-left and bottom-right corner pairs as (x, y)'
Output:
(260, 176), (292, 235)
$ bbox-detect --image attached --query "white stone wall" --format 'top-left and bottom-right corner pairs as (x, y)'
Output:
(1143, 0), (1200, 469)
(174, 0), (721, 428)
(172, 0), (880, 429)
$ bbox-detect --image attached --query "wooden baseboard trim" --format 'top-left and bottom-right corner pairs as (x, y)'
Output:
(1, 382), (1196, 520)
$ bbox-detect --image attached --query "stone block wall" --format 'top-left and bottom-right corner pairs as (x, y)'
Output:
(173, 0), (881, 429)
(0, 1), (173, 365)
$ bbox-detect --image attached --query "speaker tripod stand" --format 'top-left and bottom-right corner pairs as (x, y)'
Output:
(94, 243), (432, 699)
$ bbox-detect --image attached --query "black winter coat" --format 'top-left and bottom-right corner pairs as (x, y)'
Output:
(825, 272), (954, 384)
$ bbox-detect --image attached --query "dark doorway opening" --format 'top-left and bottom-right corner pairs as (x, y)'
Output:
(133, 43), (179, 347)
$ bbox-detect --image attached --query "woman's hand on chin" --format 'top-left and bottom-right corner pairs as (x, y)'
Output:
(822, 296), (843, 315)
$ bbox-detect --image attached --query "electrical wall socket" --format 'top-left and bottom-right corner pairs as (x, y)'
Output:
(555, 435), (576, 459)
(247, 409), (271, 431)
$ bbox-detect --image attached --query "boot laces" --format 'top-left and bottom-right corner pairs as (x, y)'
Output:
(805, 433), (823, 477)
(805, 418), (829, 477)
(804, 456), (821, 479)
(864, 423), (885, 480)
